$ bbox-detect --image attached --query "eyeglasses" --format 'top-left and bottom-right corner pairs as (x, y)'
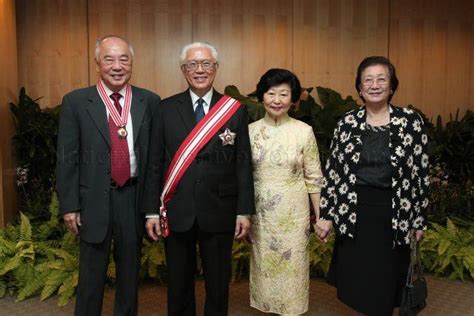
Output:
(362, 77), (389, 87)
(181, 60), (217, 72)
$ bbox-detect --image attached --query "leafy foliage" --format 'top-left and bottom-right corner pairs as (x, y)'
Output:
(0, 196), (80, 304)
(308, 233), (334, 277)
(140, 239), (166, 282)
(420, 218), (474, 280)
(231, 240), (251, 281)
(425, 111), (474, 223)
(10, 87), (61, 220)
(428, 110), (474, 183)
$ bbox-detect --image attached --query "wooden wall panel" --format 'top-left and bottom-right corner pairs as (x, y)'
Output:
(389, 0), (474, 119)
(192, 0), (293, 95)
(0, 0), (18, 226)
(293, 0), (389, 102)
(88, 0), (192, 97)
(16, 0), (89, 107)
(13, 0), (474, 118)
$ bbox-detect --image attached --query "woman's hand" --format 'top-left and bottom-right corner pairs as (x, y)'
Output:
(315, 219), (333, 243)
(413, 229), (424, 242)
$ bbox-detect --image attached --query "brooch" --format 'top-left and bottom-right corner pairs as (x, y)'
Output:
(218, 128), (236, 146)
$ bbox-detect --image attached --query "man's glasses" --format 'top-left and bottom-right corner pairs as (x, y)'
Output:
(181, 60), (217, 72)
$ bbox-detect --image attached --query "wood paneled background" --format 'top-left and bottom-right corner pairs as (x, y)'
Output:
(15, 0), (474, 119)
(0, 0), (18, 226)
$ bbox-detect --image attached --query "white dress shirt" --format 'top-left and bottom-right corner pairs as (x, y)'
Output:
(190, 88), (213, 114)
(101, 81), (137, 177)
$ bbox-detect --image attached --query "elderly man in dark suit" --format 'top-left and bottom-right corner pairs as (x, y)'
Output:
(56, 35), (160, 316)
(143, 42), (255, 316)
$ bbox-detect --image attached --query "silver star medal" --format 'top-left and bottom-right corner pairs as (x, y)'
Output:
(218, 128), (236, 146)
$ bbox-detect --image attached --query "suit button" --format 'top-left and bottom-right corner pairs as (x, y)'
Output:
(196, 157), (201, 163)
(196, 179), (201, 185)
(105, 190), (109, 194)
(106, 169), (110, 175)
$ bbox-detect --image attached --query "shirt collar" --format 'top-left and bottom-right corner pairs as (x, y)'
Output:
(101, 80), (127, 99)
(190, 89), (213, 108)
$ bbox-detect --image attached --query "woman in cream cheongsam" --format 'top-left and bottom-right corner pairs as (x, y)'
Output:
(249, 69), (323, 315)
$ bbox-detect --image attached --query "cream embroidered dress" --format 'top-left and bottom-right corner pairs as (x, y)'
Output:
(249, 113), (323, 314)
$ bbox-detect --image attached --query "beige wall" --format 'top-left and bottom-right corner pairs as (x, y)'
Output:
(389, 0), (474, 120)
(16, 0), (89, 108)
(14, 0), (474, 119)
(0, 0), (18, 226)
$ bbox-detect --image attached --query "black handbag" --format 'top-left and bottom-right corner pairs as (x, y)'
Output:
(400, 238), (428, 316)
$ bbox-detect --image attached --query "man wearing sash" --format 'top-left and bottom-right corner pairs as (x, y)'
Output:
(143, 42), (255, 315)
(56, 35), (160, 315)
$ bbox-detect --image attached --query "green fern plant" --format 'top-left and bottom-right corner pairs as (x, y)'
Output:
(0, 197), (81, 305)
(420, 218), (474, 280)
(0, 213), (34, 276)
(14, 231), (80, 305)
(231, 241), (251, 281)
(36, 192), (65, 242)
(140, 239), (166, 282)
(0, 212), (40, 301)
(308, 234), (334, 277)
(0, 234), (17, 298)
(38, 244), (79, 306)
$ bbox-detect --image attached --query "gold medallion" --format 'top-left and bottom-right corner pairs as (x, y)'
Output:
(117, 127), (128, 139)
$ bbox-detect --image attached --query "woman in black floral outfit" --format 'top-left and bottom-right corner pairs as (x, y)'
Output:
(315, 56), (429, 316)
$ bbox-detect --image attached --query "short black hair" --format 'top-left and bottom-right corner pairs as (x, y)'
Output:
(355, 56), (399, 103)
(256, 68), (301, 103)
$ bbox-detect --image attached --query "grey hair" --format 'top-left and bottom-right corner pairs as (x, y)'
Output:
(95, 35), (135, 61)
(179, 42), (218, 65)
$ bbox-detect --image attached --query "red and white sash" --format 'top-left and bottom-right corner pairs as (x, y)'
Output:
(160, 95), (242, 237)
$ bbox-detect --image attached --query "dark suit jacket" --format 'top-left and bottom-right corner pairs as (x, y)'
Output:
(56, 85), (160, 243)
(142, 89), (255, 233)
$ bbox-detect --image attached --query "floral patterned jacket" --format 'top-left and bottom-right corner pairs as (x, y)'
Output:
(319, 105), (429, 246)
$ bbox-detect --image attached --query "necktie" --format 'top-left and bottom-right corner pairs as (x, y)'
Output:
(108, 93), (130, 187)
(195, 98), (205, 123)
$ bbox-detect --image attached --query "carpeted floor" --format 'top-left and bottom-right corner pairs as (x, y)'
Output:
(1, 276), (473, 315)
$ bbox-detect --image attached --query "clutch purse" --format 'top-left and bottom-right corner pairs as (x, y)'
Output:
(400, 238), (428, 316)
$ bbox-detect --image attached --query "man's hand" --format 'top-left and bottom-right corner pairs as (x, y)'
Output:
(315, 219), (333, 243)
(234, 216), (250, 240)
(63, 212), (81, 235)
(146, 218), (162, 241)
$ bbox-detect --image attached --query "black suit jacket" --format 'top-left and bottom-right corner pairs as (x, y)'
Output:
(56, 85), (160, 243)
(142, 89), (255, 233)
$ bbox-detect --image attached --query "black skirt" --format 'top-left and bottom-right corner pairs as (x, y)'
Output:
(327, 185), (410, 316)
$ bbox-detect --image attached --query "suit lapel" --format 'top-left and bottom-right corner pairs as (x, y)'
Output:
(175, 90), (196, 133)
(86, 88), (111, 147)
(131, 86), (146, 145)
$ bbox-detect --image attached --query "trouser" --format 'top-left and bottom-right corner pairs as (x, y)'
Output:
(164, 220), (234, 316)
(75, 184), (141, 316)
